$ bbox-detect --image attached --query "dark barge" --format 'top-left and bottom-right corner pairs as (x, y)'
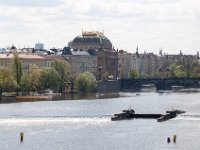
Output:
(157, 110), (186, 122)
(111, 109), (185, 122)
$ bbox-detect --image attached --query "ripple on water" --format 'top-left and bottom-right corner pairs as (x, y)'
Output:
(0, 116), (111, 126)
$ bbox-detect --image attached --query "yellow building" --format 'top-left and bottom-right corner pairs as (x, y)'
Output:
(0, 53), (48, 71)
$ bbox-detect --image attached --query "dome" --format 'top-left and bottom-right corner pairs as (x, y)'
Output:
(70, 31), (113, 50)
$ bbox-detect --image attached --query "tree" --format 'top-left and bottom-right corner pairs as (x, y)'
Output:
(190, 61), (200, 77)
(129, 70), (139, 78)
(11, 53), (23, 95)
(19, 64), (40, 94)
(75, 72), (96, 93)
(51, 59), (71, 93)
(39, 67), (60, 91)
(0, 67), (16, 97)
(169, 64), (186, 77)
(174, 65), (186, 77)
(169, 64), (177, 77)
(20, 74), (31, 95)
(29, 64), (40, 92)
(102, 72), (109, 80)
(192, 66), (200, 77)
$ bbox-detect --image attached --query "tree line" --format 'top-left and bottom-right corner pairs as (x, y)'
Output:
(0, 53), (97, 97)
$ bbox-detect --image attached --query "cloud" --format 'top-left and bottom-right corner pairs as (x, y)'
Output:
(0, 0), (64, 7)
(0, 0), (199, 54)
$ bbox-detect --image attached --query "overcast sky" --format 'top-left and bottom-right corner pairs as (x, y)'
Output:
(0, 0), (199, 54)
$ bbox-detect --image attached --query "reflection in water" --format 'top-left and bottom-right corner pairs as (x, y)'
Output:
(0, 93), (122, 103)
(1, 88), (200, 104)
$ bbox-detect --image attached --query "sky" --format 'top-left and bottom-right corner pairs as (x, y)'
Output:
(0, 0), (200, 54)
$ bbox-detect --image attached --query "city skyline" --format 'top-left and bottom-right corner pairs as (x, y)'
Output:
(0, 0), (199, 54)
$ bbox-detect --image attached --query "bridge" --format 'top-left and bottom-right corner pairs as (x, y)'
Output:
(121, 77), (200, 91)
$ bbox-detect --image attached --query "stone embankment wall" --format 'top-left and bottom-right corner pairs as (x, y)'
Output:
(97, 80), (121, 93)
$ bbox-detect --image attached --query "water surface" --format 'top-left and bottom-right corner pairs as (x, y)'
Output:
(0, 92), (200, 150)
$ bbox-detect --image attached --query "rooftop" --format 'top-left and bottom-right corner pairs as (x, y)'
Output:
(0, 53), (45, 60)
(71, 50), (90, 56)
(82, 31), (104, 36)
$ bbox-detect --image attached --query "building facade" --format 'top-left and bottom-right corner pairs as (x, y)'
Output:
(69, 31), (118, 80)
(0, 53), (47, 72)
(62, 48), (97, 77)
(118, 50), (138, 79)
(137, 53), (159, 77)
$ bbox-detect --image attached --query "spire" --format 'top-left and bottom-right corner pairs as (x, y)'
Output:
(179, 50), (183, 56)
(159, 48), (163, 57)
(136, 45), (139, 57)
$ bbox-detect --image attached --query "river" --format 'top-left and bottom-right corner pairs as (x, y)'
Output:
(0, 91), (200, 150)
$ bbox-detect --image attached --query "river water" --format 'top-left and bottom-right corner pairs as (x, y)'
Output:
(0, 91), (200, 150)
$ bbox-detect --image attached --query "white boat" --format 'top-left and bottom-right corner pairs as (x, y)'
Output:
(44, 89), (61, 95)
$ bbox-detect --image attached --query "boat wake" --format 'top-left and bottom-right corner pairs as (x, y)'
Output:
(176, 114), (200, 121)
(0, 116), (111, 126)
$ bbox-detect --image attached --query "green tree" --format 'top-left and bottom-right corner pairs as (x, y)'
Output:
(190, 61), (200, 77)
(39, 67), (60, 91)
(12, 53), (23, 95)
(29, 64), (40, 92)
(20, 74), (31, 95)
(170, 64), (186, 77)
(175, 65), (186, 77)
(51, 59), (71, 93)
(0, 67), (16, 97)
(75, 72), (96, 93)
(169, 64), (176, 77)
(129, 70), (139, 78)
(191, 66), (200, 77)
